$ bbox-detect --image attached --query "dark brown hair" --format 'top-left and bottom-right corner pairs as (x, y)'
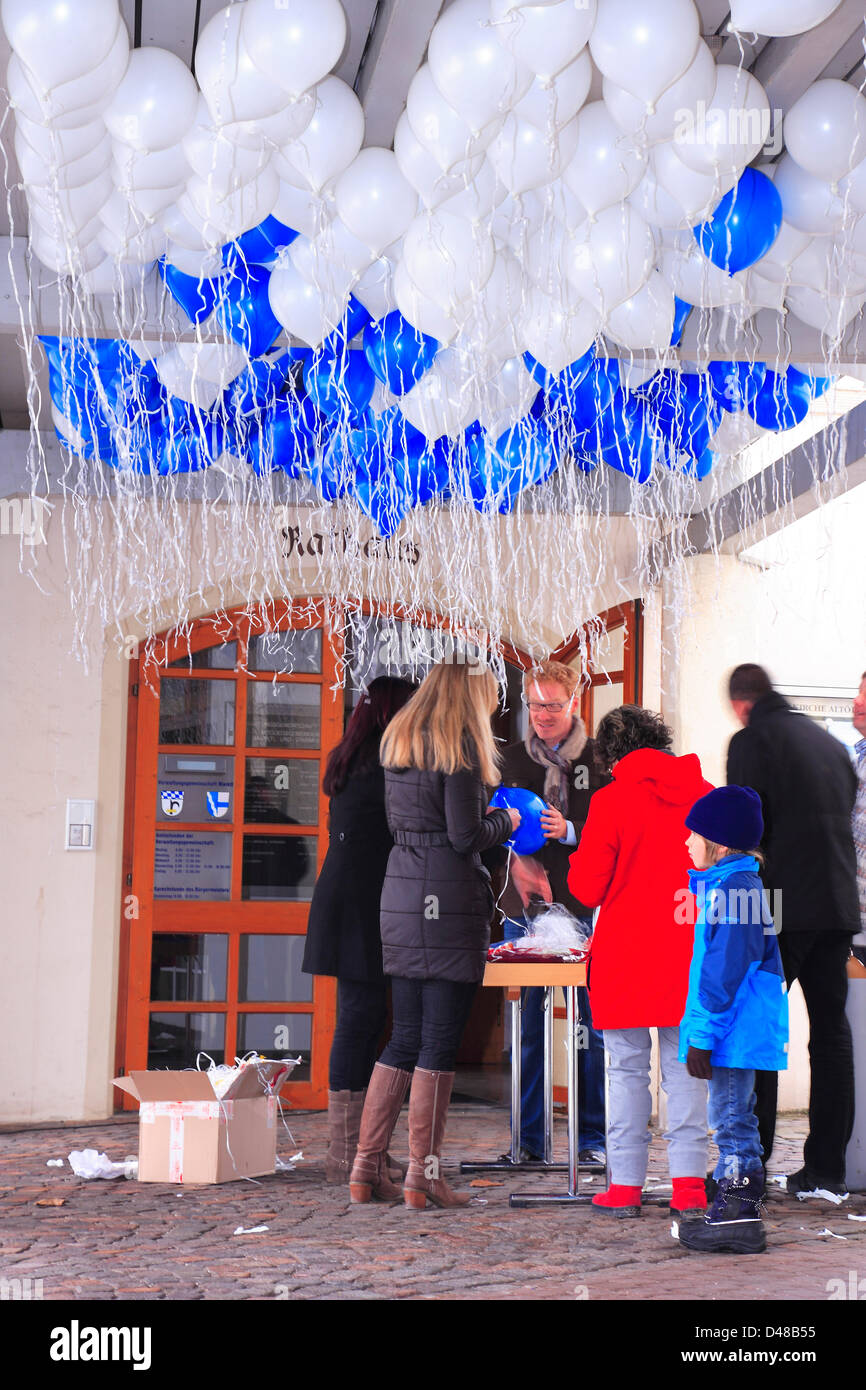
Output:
(595, 705), (673, 770)
(323, 676), (415, 796)
(729, 664), (773, 704)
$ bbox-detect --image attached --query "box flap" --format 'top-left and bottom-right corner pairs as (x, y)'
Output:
(220, 1059), (287, 1101)
(112, 1075), (140, 1101)
(124, 1070), (215, 1102)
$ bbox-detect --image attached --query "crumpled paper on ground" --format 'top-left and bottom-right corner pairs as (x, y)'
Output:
(68, 1149), (137, 1180)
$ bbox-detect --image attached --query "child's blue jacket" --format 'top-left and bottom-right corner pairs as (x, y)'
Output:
(678, 854), (788, 1070)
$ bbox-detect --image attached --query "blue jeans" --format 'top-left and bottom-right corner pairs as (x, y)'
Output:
(708, 1066), (763, 1183)
(503, 916), (606, 1154)
(379, 977), (478, 1072)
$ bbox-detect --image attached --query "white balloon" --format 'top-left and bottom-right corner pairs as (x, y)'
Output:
(491, 0), (596, 81)
(477, 355), (538, 436)
(155, 347), (224, 409)
(30, 223), (105, 273)
(619, 361), (660, 392)
(353, 253), (399, 320)
(407, 63), (498, 173)
(161, 199), (215, 252)
(14, 115), (105, 162)
(436, 158), (504, 221)
(785, 80), (866, 186)
(490, 188), (547, 255)
(393, 111), (484, 208)
(543, 178), (588, 232)
(242, 0), (346, 98)
(709, 409), (765, 456)
(749, 219), (812, 284)
(428, 0), (534, 136)
(186, 166), (279, 239)
(604, 270), (675, 350)
(291, 220), (371, 294)
(223, 95), (316, 150)
(590, 0), (700, 109)
(788, 236), (866, 296)
(525, 216), (570, 294)
(163, 241), (225, 279)
(28, 171), (113, 229)
(603, 41), (715, 146)
(658, 232), (748, 308)
(402, 209), (495, 310)
(399, 349), (480, 439)
(195, 3), (291, 127)
(462, 250), (526, 358)
(17, 132), (110, 189)
(520, 284), (600, 374)
(183, 114), (268, 190)
(563, 102), (647, 215)
(269, 255), (348, 346)
(275, 78), (364, 192)
(650, 140), (726, 222)
(785, 284), (866, 336)
(106, 48), (198, 153)
(729, 0), (844, 38)
(744, 268), (788, 312)
(1, 0), (119, 88)
(489, 111), (580, 195)
(7, 27), (128, 129)
(774, 154), (845, 234)
(393, 258), (462, 343)
(272, 180), (330, 239)
(336, 148), (418, 255)
(97, 217), (167, 265)
(672, 66), (769, 183)
(513, 50), (592, 132)
(566, 205), (656, 312)
(113, 141), (190, 194)
(176, 340), (249, 389)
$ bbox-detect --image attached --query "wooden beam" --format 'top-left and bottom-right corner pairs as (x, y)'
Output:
(751, 0), (866, 114)
(354, 0), (446, 149)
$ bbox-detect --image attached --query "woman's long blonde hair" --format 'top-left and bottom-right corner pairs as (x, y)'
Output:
(380, 662), (501, 786)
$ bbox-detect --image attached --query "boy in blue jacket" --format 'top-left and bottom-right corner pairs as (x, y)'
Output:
(677, 786), (788, 1254)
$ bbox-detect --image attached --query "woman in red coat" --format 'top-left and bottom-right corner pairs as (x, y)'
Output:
(568, 706), (713, 1219)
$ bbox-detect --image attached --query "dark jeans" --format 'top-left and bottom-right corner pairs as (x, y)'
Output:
(504, 916), (606, 1154)
(329, 978), (388, 1092)
(708, 1067), (762, 1183)
(379, 977), (478, 1072)
(754, 930), (854, 1183)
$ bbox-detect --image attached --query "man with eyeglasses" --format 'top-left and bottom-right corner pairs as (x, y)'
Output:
(498, 659), (609, 1164)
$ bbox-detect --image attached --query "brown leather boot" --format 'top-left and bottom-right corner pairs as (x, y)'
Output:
(325, 1090), (365, 1185)
(349, 1064), (411, 1203)
(404, 1068), (472, 1210)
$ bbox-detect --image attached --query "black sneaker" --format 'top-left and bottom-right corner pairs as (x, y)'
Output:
(678, 1173), (767, 1254)
(785, 1167), (849, 1201)
(498, 1147), (543, 1164)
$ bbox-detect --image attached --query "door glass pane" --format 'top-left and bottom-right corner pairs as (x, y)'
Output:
(244, 757), (319, 825)
(590, 624), (625, 675)
(592, 680), (624, 732)
(148, 1012), (225, 1069)
(159, 678), (236, 745)
(241, 834), (318, 900)
(237, 1012), (311, 1080)
(151, 934), (228, 1002)
(246, 682), (320, 748)
(168, 642), (237, 670)
(154, 831), (232, 900)
(239, 935), (312, 1003)
(157, 754), (233, 823)
(249, 629), (321, 674)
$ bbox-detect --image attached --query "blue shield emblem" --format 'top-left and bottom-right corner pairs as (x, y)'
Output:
(207, 790), (230, 819)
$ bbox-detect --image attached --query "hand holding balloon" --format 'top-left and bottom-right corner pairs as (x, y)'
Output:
(507, 808), (522, 833)
(540, 806), (567, 840)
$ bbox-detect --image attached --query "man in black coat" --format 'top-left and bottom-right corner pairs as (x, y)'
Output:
(499, 659), (609, 1163)
(726, 663), (860, 1197)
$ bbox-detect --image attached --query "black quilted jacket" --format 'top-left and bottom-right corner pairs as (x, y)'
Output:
(380, 762), (514, 983)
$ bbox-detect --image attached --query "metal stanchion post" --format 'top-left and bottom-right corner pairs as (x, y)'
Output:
(543, 986), (554, 1164)
(510, 992), (522, 1165)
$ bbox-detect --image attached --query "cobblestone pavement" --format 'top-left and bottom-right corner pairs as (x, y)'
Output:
(1, 1107), (864, 1302)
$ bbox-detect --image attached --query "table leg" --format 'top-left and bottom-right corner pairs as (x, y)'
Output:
(510, 991), (522, 1166)
(543, 986), (554, 1165)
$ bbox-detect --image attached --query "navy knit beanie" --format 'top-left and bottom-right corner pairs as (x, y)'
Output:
(685, 786), (763, 850)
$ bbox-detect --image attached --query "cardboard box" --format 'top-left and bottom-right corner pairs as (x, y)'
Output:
(113, 1062), (288, 1184)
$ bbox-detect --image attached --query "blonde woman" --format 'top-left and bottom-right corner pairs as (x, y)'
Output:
(349, 662), (519, 1209)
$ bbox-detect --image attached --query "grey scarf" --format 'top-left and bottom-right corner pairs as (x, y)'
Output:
(524, 718), (588, 812)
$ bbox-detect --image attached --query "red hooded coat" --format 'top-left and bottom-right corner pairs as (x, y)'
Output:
(567, 749), (713, 1030)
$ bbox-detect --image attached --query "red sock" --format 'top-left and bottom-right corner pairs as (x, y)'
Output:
(671, 1176), (708, 1212)
(592, 1184), (642, 1209)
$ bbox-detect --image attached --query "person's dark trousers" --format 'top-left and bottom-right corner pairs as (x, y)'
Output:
(328, 978), (388, 1092)
(753, 930), (854, 1184)
(504, 916), (606, 1155)
(378, 976), (478, 1072)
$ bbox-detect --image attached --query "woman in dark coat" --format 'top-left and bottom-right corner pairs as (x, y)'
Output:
(348, 662), (519, 1209)
(302, 676), (415, 1183)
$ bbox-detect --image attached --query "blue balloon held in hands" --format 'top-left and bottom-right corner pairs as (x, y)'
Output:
(694, 168), (782, 275)
(489, 786), (548, 856)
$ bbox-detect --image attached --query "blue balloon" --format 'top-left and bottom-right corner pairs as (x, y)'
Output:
(224, 352), (291, 416)
(524, 344), (595, 393)
(338, 294), (373, 346)
(365, 409), (447, 507)
(222, 215), (298, 268)
(787, 365), (833, 400)
(216, 261), (282, 358)
(694, 168), (782, 274)
(670, 297), (692, 348)
(597, 391), (655, 484)
(158, 417), (225, 475)
(748, 368), (811, 431)
(363, 311), (441, 396)
(352, 463), (408, 536)
(555, 356), (619, 431)
(160, 260), (221, 325)
(304, 346), (375, 418)
(646, 370), (721, 456)
(708, 360), (767, 414)
(489, 786), (547, 855)
(247, 394), (320, 476)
